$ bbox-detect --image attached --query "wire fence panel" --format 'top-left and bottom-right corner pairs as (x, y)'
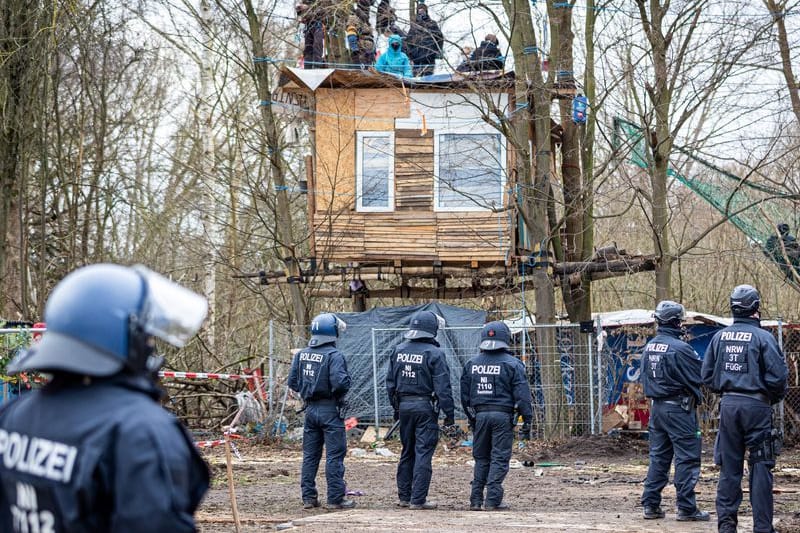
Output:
(777, 326), (800, 444)
(6, 318), (792, 444)
(521, 324), (597, 438)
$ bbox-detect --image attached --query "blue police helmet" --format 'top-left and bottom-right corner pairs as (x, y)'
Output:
(404, 310), (444, 340)
(8, 264), (208, 376)
(309, 313), (345, 347)
(479, 321), (511, 351)
(654, 300), (685, 325)
(730, 284), (760, 317)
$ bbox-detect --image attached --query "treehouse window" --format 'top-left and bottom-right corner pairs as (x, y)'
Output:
(356, 131), (394, 212)
(434, 133), (505, 211)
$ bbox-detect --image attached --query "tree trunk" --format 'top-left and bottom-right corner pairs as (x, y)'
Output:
(502, 0), (561, 438)
(243, 0), (308, 325)
(764, 0), (800, 125)
(548, 1), (592, 323)
(636, 1), (675, 302)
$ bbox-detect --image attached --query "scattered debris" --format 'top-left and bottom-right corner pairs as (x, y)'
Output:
(360, 426), (390, 443)
(350, 447), (367, 457)
(374, 447), (396, 457)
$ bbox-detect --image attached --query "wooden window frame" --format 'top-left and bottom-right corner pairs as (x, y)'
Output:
(433, 130), (507, 212)
(355, 131), (395, 212)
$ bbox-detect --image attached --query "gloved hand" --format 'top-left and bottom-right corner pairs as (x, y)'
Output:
(519, 423), (531, 441)
(443, 416), (455, 427)
(393, 409), (400, 422)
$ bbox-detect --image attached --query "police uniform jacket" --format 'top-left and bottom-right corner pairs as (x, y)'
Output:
(0, 374), (209, 533)
(641, 325), (703, 403)
(460, 349), (533, 423)
(289, 344), (351, 402)
(702, 316), (788, 404)
(385, 338), (454, 419)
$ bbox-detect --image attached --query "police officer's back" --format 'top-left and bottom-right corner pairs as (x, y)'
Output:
(288, 313), (354, 509)
(702, 285), (788, 533)
(639, 300), (708, 522)
(461, 321), (532, 511)
(0, 264), (210, 533)
(385, 310), (454, 510)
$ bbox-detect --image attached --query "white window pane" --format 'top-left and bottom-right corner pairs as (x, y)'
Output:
(360, 136), (392, 208)
(438, 134), (503, 209)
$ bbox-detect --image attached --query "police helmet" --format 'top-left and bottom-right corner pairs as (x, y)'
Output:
(778, 223), (791, 235)
(730, 284), (760, 317)
(654, 300), (685, 326)
(8, 264), (208, 377)
(309, 313), (346, 347)
(479, 321), (511, 351)
(404, 310), (445, 340)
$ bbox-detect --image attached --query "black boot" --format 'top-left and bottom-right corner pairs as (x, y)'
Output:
(642, 505), (665, 519)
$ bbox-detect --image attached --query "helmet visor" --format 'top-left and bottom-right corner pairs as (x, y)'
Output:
(134, 265), (208, 347)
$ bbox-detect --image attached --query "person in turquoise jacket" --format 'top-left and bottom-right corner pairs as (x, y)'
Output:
(376, 34), (412, 77)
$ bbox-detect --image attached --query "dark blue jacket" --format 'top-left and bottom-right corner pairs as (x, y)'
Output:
(702, 317), (788, 403)
(289, 343), (351, 402)
(460, 349), (533, 424)
(0, 374), (209, 533)
(385, 338), (455, 419)
(640, 325), (703, 403)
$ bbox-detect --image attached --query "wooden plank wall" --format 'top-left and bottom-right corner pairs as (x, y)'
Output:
(354, 88), (408, 131)
(436, 212), (513, 262)
(315, 88), (355, 213)
(395, 129), (433, 211)
(312, 89), (514, 265)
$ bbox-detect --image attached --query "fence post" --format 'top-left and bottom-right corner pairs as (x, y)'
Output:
(777, 317), (785, 436)
(596, 318), (604, 434)
(268, 319), (274, 413)
(587, 329), (595, 435)
(371, 327), (381, 439)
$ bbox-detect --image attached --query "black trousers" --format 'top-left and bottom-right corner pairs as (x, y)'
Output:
(715, 394), (775, 533)
(640, 400), (701, 513)
(470, 410), (514, 507)
(396, 401), (439, 504)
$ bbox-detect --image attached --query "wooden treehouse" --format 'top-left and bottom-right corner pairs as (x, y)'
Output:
(266, 67), (655, 307)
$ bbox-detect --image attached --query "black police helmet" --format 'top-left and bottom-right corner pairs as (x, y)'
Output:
(730, 284), (760, 317)
(778, 223), (790, 235)
(404, 310), (439, 340)
(654, 300), (685, 326)
(479, 321), (511, 351)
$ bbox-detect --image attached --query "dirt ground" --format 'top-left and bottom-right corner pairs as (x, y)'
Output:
(196, 434), (800, 532)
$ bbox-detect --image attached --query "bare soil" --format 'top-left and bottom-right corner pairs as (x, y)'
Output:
(197, 434), (800, 532)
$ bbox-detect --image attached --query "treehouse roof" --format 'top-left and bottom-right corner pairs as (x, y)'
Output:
(278, 66), (514, 92)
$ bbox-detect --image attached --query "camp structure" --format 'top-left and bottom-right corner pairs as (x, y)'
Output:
(260, 68), (655, 307)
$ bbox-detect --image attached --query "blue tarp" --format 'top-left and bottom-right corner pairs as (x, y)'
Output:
(335, 303), (486, 421)
(603, 323), (722, 405)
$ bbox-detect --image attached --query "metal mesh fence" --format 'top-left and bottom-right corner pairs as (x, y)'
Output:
(777, 326), (800, 444)
(4, 319), (795, 443)
(361, 324), (597, 439)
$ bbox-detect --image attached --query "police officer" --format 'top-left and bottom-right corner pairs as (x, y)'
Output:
(460, 321), (532, 511)
(289, 313), (355, 510)
(640, 300), (709, 522)
(702, 285), (788, 533)
(385, 310), (455, 510)
(0, 263), (210, 532)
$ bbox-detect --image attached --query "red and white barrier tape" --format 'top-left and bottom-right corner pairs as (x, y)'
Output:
(195, 434), (245, 449)
(159, 371), (255, 381)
